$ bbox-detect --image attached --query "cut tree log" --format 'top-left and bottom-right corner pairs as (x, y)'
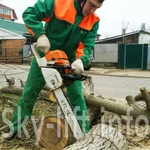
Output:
(37, 116), (128, 150)
(83, 91), (150, 121)
(63, 123), (128, 150)
(1, 85), (150, 122)
(37, 116), (76, 150)
(0, 86), (51, 102)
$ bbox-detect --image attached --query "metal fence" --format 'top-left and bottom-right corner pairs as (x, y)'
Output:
(0, 46), (33, 64)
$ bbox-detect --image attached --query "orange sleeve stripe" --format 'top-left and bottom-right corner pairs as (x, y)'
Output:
(54, 0), (76, 24)
(43, 15), (53, 22)
(22, 17), (34, 36)
(25, 25), (35, 36)
(76, 42), (85, 59)
(79, 13), (100, 31)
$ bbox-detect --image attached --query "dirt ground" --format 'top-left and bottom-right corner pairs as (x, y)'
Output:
(0, 92), (150, 150)
(0, 93), (57, 150)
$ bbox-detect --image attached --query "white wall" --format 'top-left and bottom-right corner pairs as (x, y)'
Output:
(139, 33), (150, 44)
(94, 44), (118, 63)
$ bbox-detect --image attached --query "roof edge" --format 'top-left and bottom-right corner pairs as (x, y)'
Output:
(99, 30), (150, 42)
(0, 27), (25, 40)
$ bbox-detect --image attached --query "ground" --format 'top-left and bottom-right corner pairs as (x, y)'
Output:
(0, 93), (57, 150)
(0, 92), (150, 150)
(102, 111), (150, 150)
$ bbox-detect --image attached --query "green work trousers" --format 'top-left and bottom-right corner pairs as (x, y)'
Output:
(10, 57), (90, 133)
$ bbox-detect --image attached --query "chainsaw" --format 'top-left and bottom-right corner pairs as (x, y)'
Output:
(31, 43), (86, 140)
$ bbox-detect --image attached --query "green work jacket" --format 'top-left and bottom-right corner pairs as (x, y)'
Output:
(22, 0), (100, 65)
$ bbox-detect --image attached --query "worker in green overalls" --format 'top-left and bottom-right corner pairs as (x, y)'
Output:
(5, 0), (104, 140)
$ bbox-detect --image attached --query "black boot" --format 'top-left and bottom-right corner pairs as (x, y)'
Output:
(3, 131), (18, 141)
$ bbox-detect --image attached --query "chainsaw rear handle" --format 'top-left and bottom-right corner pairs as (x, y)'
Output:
(31, 43), (48, 67)
(31, 43), (40, 60)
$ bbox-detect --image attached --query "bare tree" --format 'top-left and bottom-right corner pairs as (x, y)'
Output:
(120, 18), (129, 43)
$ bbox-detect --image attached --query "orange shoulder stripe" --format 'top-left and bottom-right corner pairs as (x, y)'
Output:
(54, 0), (76, 24)
(79, 13), (100, 31)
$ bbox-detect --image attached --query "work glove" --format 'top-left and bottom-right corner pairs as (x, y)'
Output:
(37, 34), (50, 54)
(71, 59), (84, 75)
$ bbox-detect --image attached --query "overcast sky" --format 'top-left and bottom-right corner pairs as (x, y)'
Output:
(1, 0), (150, 39)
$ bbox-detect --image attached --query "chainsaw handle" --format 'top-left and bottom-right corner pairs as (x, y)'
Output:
(31, 43), (47, 67)
(31, 43), (41, 60)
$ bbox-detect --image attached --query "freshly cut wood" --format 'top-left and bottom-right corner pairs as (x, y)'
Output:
(63, 123), (128, 150)
(48, 92), (57, 103)
(37, 116), (75, 150)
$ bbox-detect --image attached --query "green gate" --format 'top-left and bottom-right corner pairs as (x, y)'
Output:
(119, 44), (148, 70)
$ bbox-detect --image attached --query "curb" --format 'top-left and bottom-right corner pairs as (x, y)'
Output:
(85, 71), (150, 79)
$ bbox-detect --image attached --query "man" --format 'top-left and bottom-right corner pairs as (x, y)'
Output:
(6, 0), (104, 140)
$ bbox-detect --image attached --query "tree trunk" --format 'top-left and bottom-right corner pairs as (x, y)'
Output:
(83, 91), (150, 121)
(63, 123), (128, 150)
(1, 86), (150, 121)
(38, 116), (128, 150)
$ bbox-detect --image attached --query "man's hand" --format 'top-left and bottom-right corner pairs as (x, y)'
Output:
(37, 34), (50, 54)
(71, 59), (84, 75)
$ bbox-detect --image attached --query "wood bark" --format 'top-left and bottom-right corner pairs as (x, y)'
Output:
(0, 86), (51, 102)
(139, 87), (150, 111)
(83, 91), (150, 121)
(63, 123), (128, 150)
(135, 89), (150, 101)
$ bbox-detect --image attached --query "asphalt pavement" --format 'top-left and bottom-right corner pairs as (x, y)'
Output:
(0, 63), (150, 88)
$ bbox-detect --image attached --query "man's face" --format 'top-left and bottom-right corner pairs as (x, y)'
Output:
(81, 0), (103, 16)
